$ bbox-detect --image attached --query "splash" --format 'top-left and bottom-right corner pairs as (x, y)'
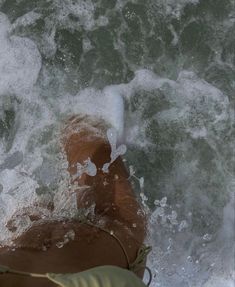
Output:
(75, 157), (97, 179)
(102, 128), (127, 173)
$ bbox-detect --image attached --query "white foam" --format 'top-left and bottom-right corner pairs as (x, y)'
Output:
(204, 276), (235, 287)
(96, 15), (109, 27)
(12, 11), (42, 29)
(0, 169), (39, 243)
(0, 13), (11, 36)
(55, 68), (229, 150)
(152, 0), (199, 18)
(0, 13), (41, 96)
(54, 0), (95, 31)
(103, 87), (125, 136)
(57, 86), (125, 138)
(53, 0), (111, 31)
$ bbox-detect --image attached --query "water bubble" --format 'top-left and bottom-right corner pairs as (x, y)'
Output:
(56, 241), (64, 248)
(102, 128), (126, 173)
(168, 210), (178, 225)
(96, 16), (109, 27)
(160, 197), (167, 207)
(156, 207), (165, 217)
(65, 229), (75, 241)
(171, 210), (177, 220)
(139, 177), (144, 189)
(103, 179), (108, 186)
(187, 256), (193, 262)
(42, 245), (47, 251)
(75, 157), (97, 178)
(167, 238), (173, 251)
(140, 192), (148, 203)
(82, 38), (92, 52)
(178, 220), (188, 232)
(203, 233), (212, 242)
(154, 199), (160, 206)
(129, 165), (135, 176)
(102, 163), (110, 173)
(84, 158), (97, 177)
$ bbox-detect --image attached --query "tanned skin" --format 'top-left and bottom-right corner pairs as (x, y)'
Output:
(0, 116), (146, 287)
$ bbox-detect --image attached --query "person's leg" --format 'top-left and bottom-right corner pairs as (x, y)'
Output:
(0, 116), (146, 287)
(62, 116), (146, 244)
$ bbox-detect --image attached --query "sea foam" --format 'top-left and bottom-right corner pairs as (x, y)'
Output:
(0, 13), (41, 96)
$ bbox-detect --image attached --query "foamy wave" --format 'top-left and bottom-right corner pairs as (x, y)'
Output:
(0, 13), (41, 96)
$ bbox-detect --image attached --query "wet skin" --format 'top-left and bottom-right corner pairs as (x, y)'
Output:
(0, 117), (146, 287)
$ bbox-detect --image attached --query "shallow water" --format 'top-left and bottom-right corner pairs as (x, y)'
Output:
(0, 0), (234, 286)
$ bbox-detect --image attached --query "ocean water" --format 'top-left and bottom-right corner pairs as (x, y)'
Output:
(0, 0), (234, 286)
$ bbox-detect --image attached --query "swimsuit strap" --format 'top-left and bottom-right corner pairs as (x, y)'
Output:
(0, 265), (47, 279)
(70, 217), (153, 286)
